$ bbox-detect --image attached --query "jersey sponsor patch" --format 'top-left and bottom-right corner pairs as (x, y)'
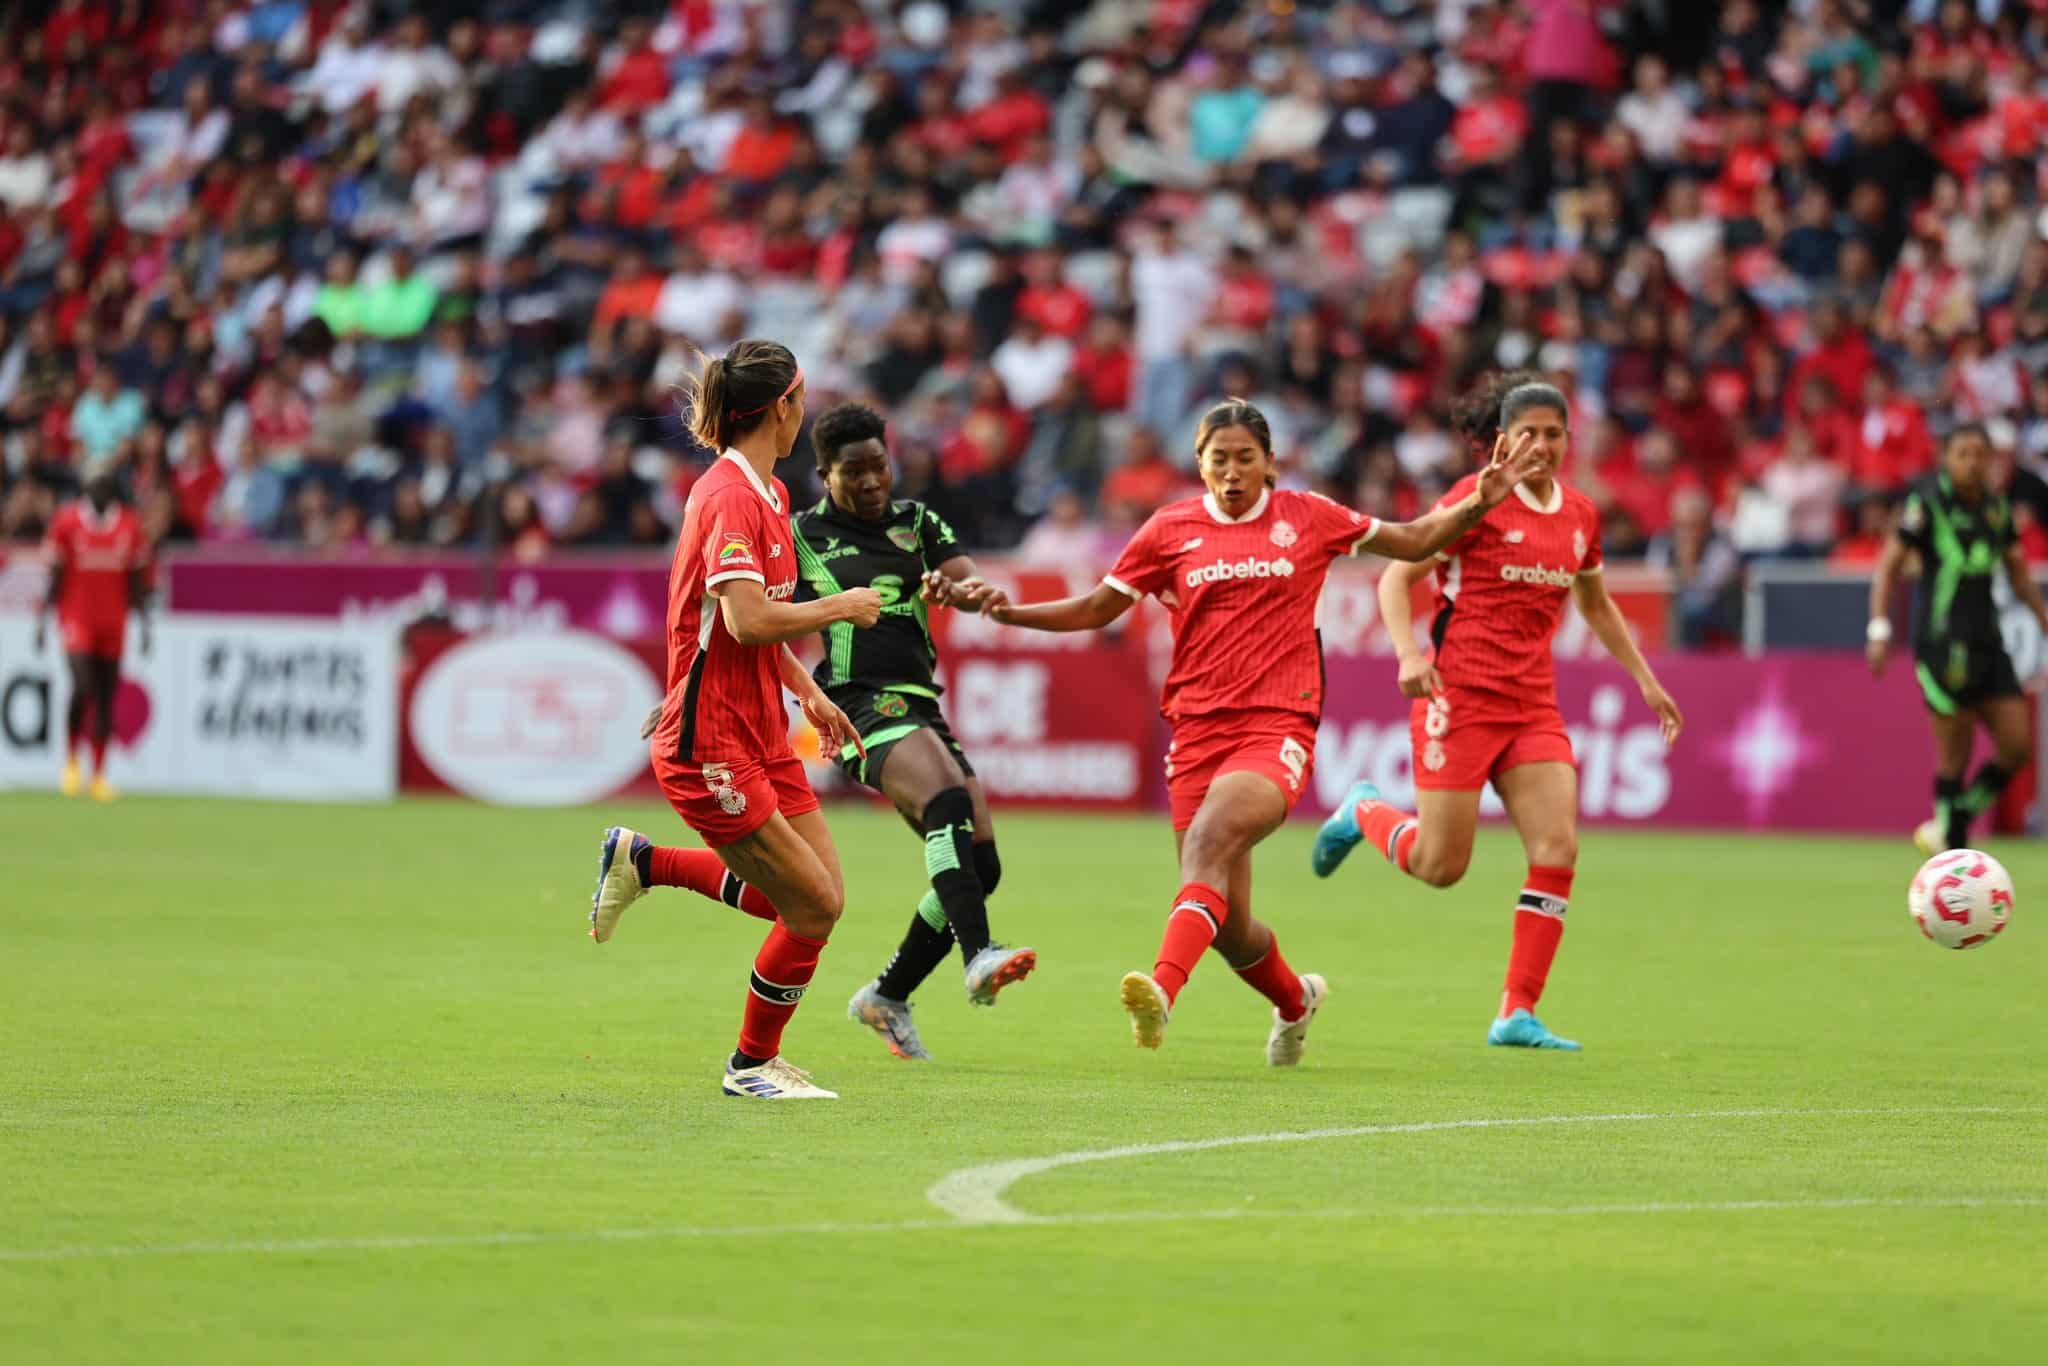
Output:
(717, 533), (756, 566)
(1186, 556), (1295, 587)
(1499, 563), (1576, 587)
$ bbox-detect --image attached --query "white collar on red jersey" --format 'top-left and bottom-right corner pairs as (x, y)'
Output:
(720, 448), (783, 514)
(1203, 487), (1270, 524)
(1513, 479), (1564, 515)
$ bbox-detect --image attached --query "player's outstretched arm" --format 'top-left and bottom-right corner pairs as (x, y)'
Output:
(33, 563), (63, 652)
(717, 577), (882, 646)
(920, 555), (994, 612)
(1573, 571), (1682, 746)
(1366, 432), (1549, 562)
(988, 582), (1135, 632)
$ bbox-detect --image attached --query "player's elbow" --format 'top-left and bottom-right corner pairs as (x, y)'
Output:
(1374, 528), (1431, 563)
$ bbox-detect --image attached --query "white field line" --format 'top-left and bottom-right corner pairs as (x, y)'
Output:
(922, 1105), (2037, 1224)
(3, 1107), (2038, 1264)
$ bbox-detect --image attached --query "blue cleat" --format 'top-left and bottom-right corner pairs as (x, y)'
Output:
(1487, 1008), (1582, 1051)
(1312, 780), (1381, 878)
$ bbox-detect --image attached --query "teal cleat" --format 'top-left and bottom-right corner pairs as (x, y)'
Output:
(1311, 780), (1381, 878)
(1487, 1008), (1582, 1051)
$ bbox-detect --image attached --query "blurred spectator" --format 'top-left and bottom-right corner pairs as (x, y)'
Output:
(1650, 489), (1743, 647)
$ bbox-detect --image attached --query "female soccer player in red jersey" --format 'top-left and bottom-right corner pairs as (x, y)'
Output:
(1312, 374), (1684, 1051)
(943, 398), (1546, 1061)
(36, 467), (151, 802)
(586, 339), (883, 1100)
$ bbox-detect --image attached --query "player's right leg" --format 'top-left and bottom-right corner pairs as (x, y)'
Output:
(1490, 759), (1582, 1052)
(1949, 692), (2031, 849)
(712, 808), (844, 1099)
(1204, 851), (1327, 1066)
(1919, 701), (1977, 854)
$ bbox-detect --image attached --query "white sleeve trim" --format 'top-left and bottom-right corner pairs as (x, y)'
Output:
(705, 569), (767, 590)
(1102, 574), (1143, 600)
(1346, 518), (1382, 555)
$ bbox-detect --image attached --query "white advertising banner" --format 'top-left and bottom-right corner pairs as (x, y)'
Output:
(0, 614), (398, 800)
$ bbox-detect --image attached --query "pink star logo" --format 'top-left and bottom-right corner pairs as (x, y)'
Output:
(1713, 681), (1824, 822)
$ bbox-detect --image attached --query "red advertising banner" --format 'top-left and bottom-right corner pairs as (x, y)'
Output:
(396, 624), (1159, 811)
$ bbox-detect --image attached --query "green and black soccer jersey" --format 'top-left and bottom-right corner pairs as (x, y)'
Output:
(793, 497), (971, 783)
(1897, 474), (2022, 710)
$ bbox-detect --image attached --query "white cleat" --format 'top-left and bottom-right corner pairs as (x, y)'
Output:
(1913, 819), (1946, 857)
(589, 826), (649, 943)
(963, 943), (1038, 1006)
(1119, 971), (1171, 1050)
(722, 1056), (839, 1099)
(1265, 972), (1328, 1068)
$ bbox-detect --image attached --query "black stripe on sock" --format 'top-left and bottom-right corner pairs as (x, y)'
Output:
(748, 972), (807, 1005)
(720, 872), (746, 908)
(1517, 891), (1568, 918)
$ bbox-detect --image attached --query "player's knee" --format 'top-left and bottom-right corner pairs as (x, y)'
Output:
(973, 841), (1001, 895)
(921, 786), (975, 838)
(1995, 741), (2030, 773)
(1413, 853), (1469, 888)
(1179, 819), (1242, 877)
(1528, 830), (1578, 869)
(784, 882), (843, 939)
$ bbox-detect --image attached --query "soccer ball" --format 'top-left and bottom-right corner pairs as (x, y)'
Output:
(1908, 850), (2014, 950)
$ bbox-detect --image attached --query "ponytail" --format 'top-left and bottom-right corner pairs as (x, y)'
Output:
(677, 339), (801, 451)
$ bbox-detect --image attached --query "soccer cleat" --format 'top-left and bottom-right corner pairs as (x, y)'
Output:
(722, 1056), (839, 1099)
(1265, 972), (1328, 1067)
(963, 943), (1037, 1006)
(89, 774), (116, 803)
(588, 826), (650, 943)
(1311, 779), (1380, 878)
(1913, 819), (1946, 857)
(848, 982), (932, 1060)
(1487, 1008), (1582, 1052)
(59, 758), (81, 797)
(1119, 971), (1171, 1049)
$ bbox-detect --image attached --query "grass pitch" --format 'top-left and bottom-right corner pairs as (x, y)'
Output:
(3, 793), (2044, 1365)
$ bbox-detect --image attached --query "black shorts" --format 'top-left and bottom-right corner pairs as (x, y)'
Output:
(829, 686), (975, 791)
(1915, 640), (2023, 714)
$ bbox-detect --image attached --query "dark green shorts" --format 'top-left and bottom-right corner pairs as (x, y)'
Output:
(829, 686), (974, 791)
(1915, 640), (2023, 715)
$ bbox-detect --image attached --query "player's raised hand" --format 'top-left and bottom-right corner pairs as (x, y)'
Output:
(836, 586), (884, 628)
(1475, 430), (1543, 508)
(802, 691), (864, 758)
(1643, 680), (1684, 746)
(1396, 652), (1444, 700)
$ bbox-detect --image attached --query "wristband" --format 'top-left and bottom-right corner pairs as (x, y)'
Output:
(1866, 618), (1893, 644)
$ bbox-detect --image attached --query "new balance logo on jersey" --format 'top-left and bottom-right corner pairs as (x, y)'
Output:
(768, 543), (783, 558)
(1186, 556), (1295, 588)
(1499, 563), (1575, 587)
(1504, 529), (1526, 544)
(1179, 537), (1205, 552)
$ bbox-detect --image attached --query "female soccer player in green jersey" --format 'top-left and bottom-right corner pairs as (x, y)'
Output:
(795, 403), (1035, 1058)
(1869, 424), (2048, 854)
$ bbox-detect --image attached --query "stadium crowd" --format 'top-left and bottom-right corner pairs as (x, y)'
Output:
(2, 0), (2048, 593)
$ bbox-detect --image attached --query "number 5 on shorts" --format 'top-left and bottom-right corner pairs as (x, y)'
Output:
(1279, 737), (1309, 792)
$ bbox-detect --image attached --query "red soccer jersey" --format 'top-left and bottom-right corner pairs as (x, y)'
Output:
(1428, 475), (1603, 709)
(1104, 488), (1381, 725)
(650, 453), (800, 765)
(42, 501), (147, 627)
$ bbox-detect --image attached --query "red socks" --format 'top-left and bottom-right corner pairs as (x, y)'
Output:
(645, 846), (777, 921)
(89, 734), (108, 777)
(738, 923), (827, 1060)
(1235, 938), (1307, 1021)
(1152, 881), (1226, 1003)
(1502, 865), (1572, 1017)
(1355, 799), (1418, 873)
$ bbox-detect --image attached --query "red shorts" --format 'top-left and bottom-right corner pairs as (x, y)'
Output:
(1410, 690), (1575, 791)
(61, 616), (124, 660)
(652, 750), (820, 847)
(1164, 711), (1317, 832)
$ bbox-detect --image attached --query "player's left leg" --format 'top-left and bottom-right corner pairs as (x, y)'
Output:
(1122, 770), (1289, 1049)
(1920, 705), (1978, 854)
(873, 727), (1031, 1004)
(60, 652), (92, 797)
(85, 655), (121, 801)
(1203, 851), (1327, 1066)
(1490, 760), (1582, 1052)
(1950, 693), (2032, 850)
